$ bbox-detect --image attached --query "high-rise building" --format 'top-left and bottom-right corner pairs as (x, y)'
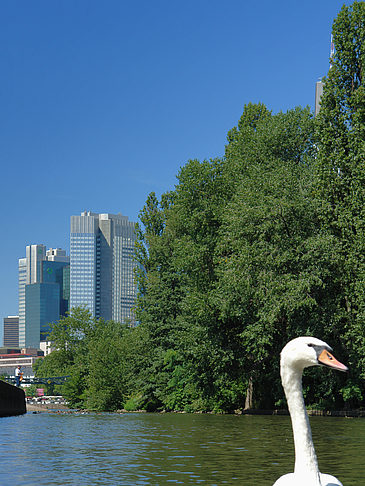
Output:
(18, 246), (70, 348)
(315, 80), (324, 116)
(18, 257), (27, 346)
(70, 211), (138, 324)
(315, 35), (334, 116)
(3, 316), (19, 347)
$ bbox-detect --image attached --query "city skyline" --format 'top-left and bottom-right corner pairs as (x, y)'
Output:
(0, 0), (353, 341)
(7, 209), (138, 348)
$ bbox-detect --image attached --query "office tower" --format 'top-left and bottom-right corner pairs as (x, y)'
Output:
(18, 257), (27, 347)
(44, 249), (70, 317)
(70, 211), (137, 324)
(18, 245), (70, 348)
(315, 35), (334, 116)
(3, 316), (19, 347)
(315, 80), (324, 116)
(18, 244), (45, 348)
(25, 283), (60, 346)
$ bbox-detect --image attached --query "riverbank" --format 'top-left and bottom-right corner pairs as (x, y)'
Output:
(26, 402), (69, 413)
(24, 403), (365, 418)
(240, 408), (365, 417)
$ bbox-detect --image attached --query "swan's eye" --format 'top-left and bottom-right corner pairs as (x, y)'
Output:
(307, 343), (314, 347)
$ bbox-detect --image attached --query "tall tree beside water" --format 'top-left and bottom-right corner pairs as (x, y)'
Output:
(134, 9), (365, 407)
(215, 105), (344, 408)
(134, 104), (349, 410)
(34, 307), (96, 407)
(35, 307), (143, 411)
(134, 161), (234, 411)
(315, 1), (365, 403)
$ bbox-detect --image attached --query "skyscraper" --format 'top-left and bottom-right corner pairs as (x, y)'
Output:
(18, 246), (70, 348)
(70, 211), (137, 324)
(3, 316), (19, 347)
(315, 80), (324, 116)
(315, 35), (334, 117)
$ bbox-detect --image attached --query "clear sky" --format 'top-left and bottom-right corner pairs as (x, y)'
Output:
(0, 0), (353, 343)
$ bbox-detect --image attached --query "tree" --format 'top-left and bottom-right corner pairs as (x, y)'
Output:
(134, 191), (190, 410)
(315, 1), (365, 403)
(86, 321), (145, 411)
(35, 307), (100, 407)
(36, 307), (147, 410)
(132, 100), (353, 411)
(134, 159), (234, 411)
(216, 106), (337, 407)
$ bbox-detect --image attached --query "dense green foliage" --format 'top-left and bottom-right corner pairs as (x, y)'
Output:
(36, 2), (365, 412)
(35, 308), (146, 410)
(314, 0), (365, 406)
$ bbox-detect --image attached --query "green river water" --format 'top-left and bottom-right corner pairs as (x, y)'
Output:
(0, 411), (363, 485)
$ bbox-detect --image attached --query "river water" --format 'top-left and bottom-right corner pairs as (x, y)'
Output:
(0, 411), (364, 485)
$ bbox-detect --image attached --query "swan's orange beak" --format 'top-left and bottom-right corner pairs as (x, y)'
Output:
(318, 349), (348, 372)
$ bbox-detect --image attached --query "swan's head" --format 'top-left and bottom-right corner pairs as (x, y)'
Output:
(281, 336), (348, 372)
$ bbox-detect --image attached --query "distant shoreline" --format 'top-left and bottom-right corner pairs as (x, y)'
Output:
(26, 403), (69, 412)
(25, 404), (365, 417)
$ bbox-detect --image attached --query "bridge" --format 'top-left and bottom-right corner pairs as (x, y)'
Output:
(6, 376), (70, 386)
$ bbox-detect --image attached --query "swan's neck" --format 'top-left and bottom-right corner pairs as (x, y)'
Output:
(281, 363), (321, 483)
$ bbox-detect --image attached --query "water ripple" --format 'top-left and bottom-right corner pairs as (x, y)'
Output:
(0, 413), (363, 485)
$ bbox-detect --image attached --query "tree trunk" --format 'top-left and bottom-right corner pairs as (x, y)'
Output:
(244, 376), (253, 410)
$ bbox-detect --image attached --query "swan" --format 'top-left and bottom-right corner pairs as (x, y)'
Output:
(273, 337), (348, 486)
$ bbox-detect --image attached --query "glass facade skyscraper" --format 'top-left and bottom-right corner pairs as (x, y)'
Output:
(70, 214), (97, 315)
(18, 246), (70, 348)
(25, 283), (60, 345)
(70, 211), (138, 324)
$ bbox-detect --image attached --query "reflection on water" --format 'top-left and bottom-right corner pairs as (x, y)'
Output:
(0, 412), (364, 485)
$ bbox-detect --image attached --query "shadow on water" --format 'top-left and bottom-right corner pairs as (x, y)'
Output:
(0, 412), (364, 485)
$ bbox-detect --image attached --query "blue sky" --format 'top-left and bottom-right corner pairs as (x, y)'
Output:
(0, 0), (353, 343)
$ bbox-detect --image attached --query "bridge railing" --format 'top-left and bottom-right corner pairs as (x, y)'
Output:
(5, 376), (70, 385)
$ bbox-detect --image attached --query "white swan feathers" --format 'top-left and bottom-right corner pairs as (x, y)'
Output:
(273, 336), (348, 486)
